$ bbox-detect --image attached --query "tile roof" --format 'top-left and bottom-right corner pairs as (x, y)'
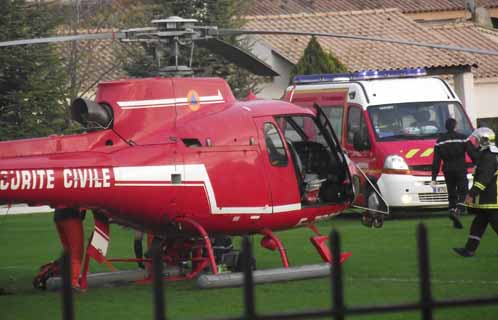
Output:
(57, 37), (132, 97)
(247, 0), (498, 16)
(430, 23), (498, 78)
(244, 9), (474, 73)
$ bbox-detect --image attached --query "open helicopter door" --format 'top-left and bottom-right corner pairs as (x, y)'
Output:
(267, 111), (353, 207)
(313, 103), (354, 199)
(313, 104), (351, 176)
(253, 117), (301, 213)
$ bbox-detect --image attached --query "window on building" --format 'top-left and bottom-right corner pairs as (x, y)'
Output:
(477, 117), (498, 135)
(492, 17), (498, 29)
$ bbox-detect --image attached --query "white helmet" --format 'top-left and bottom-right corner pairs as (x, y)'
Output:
(470, 127), (497, 152)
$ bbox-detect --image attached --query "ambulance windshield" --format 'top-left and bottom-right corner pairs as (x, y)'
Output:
(368, 101), (472, 141)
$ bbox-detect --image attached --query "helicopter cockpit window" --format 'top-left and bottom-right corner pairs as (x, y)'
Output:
(275, 115), (348, 205)
(263, 123), (288, 167)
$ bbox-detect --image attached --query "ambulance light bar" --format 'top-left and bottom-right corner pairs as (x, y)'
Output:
(292, 68), (427, 84)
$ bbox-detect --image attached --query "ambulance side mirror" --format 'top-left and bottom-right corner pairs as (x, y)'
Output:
(353, 131), (371, 151)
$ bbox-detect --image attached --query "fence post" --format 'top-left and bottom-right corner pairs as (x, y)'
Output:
(330, 229), (345, 320)
(242, 236), (256, 320)
(61, 251), (74, 320)
(152, 242), (166, 320)
(417, 223), (433, 320)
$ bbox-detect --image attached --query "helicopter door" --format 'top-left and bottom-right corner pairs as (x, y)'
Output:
(254, 117), (301, 213)
(314, 103), (351, 175)
(275, 111), (353, 206)
(313, 103), (354, 200)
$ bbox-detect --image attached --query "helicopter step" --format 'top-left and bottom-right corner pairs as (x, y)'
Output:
(197, 254), (351, 289)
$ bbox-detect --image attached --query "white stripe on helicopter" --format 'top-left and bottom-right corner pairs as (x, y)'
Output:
(116, 90), (224, 109)
(113, 164), (301, 215)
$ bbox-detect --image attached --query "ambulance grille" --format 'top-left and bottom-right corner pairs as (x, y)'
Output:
(418, 193), (448, 202)
(422, 181), (446, 186)
(410, 165), (432, 172)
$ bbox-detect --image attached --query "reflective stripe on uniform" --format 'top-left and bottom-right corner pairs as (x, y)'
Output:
(468, 235), (481, 241)
(467, 203), (498, 209)
(474, 181), (486, 191)
(435, 139), (467, 146)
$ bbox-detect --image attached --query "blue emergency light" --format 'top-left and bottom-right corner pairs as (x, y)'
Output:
(292, 68), (427, 84)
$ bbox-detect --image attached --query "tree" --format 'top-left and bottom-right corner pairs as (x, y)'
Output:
(290, 36), (348, 80)
(122, 0), (264, 98)
(55, 0), (136, 105)
(0, 0), (68, 140)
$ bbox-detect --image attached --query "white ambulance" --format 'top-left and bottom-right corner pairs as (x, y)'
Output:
(283, 68), (474, 213)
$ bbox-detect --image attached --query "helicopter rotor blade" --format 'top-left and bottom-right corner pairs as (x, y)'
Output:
(195, 38), (279, 77)
(218, 28), (498, 57)
(0, 32), (124, 47)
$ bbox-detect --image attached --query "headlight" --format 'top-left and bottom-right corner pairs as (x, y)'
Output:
(384, 155), (409, 170)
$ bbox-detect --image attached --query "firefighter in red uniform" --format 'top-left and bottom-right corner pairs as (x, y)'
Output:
(454, 127), (498, 257)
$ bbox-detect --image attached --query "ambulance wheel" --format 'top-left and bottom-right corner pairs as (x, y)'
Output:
(366, 191), (386, 228)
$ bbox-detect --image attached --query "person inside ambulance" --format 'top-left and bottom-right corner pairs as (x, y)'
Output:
(411, 109), (438, 134)
(374, 108), (401, 138)
(453, 127), (498, 257)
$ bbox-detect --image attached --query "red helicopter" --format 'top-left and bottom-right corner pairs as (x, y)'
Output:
(1, 16), (497, 290)
(0, 17), (361, 290)
(1, 73), (356, 289)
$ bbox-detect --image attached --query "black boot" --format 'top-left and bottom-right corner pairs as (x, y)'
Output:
(453, 247), (474, 257)
(134, 239), (145, 269)
(449, 208), (463, 229)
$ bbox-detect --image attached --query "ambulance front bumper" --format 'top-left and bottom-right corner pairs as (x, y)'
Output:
(377, 173), (473, 208)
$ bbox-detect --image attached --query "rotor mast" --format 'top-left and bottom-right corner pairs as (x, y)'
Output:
(152, 16), (197, 77)
(121, 16), (199, 77)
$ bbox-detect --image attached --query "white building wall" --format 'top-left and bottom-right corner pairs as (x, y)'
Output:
(249, 40), (294, 99)
(257, 57), (293, 99)
(453, 71), (476, 126)
(449, 76), (498, 125)
(473, 78), (498, 119)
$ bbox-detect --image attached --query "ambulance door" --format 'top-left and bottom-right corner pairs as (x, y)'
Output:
(290, 89), (347, 145)
(344, 105), (374, 172)
(253, 117), (301, 212)
(319, 106), (344, 145)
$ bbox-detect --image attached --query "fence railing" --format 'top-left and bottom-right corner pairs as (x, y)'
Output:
(59, 223), (498, 320)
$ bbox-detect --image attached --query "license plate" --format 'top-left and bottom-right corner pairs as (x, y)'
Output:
(436, 186), (447, 193)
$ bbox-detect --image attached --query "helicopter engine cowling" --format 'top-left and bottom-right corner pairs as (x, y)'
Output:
(71, 98), (113, 129)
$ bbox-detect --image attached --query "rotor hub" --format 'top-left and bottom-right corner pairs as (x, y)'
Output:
(151, 16), (198, 32)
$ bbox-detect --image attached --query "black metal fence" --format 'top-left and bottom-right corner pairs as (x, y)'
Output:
(59, 223), (498, 320)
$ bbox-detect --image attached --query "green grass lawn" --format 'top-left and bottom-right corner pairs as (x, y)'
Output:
(0, 212), (497, 320)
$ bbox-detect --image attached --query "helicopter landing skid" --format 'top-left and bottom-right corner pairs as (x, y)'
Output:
(260, 228), (290, 267)
(197, 256), (352, 289)
(197, 225), (352, 289)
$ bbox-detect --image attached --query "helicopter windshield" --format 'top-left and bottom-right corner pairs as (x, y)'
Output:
(368, 101), (472, 141)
